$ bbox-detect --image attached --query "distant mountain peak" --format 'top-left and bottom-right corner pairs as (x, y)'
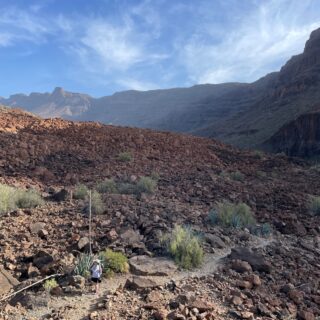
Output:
(52, 87), (66, 97)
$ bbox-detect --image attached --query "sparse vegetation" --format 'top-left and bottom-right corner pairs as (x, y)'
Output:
(308, 196), (320, 216)
(210, 201), (256, 229)
(137, 176), (157, 194)
(162, 225), (204, 270)
(251, 222), (273, 237)
(0, 184), (17, 214)
(0, 184), (43, 214)
(43, 278), (58, 293)
(96, 179), (118, 194)
(230, 171), (245, 182)
(253, 150), (265, 159)
(118, 151), (133, 162)
(15, 189), (44, 209)
(74, 253), (94, 277)
(84, 191), (105, 214)
(99, 249), (129, 278)
(74, 184), (89, 199)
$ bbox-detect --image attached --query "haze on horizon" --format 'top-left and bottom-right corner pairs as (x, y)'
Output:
(0, 0), (320, 98)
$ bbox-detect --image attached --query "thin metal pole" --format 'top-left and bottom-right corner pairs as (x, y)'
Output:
(89, 189), (92, 255)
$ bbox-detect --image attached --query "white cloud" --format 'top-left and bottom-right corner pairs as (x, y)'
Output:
(181, 0), (320, 84)
(0, 7), (52, 47)
(81, 21), (143, 71)
(117, 78), (159, 91)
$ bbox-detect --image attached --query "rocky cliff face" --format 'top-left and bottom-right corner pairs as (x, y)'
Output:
(263, 110), (320, 157)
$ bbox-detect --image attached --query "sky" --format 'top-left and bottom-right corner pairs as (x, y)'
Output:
(0, 0), (319, 98)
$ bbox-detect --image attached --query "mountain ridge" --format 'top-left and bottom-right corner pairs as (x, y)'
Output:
(1, 27), (320, 156)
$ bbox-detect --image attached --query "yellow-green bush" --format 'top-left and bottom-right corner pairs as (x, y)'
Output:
(137, 176), (157, 194)
(0, 184), (43, 214)
(74, 184), (89, 199)
(43, 278), (58, 293)
(162, 225), (204, 270)
(118, 152), (133, 162)
(84, 191), (105, 214)
(210, 201), (255, 229)
(99, 249), (129, 277)
(0, 184), (16, 214)
(15, 189), (44, 208)
(96, 179), (118, 194)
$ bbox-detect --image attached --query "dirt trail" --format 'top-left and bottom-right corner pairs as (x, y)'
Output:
(23, 237), (273, 320)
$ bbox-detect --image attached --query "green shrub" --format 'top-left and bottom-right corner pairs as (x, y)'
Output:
(96, 179), (118, 194)
(15, 189), (44, 209)
(74, 253), (93, 277)
(162, 225), (204, 270)
(208, 209), (219, 225)
(118, 152), (133, 162)
(150, 171), (160, 182)
(0, 184), (17, 214)
(137, 176), (157, 194)
(74, 184), (89, 200)
(250, 223), (273, 237)
(212, 201), (255, 229)
(308, 196), (320, 216)
(43, 278), (58, 293)
(99, 249), (129, 277)
(84, 191), (105, 214)
(0, 184), (44, 214)
(230, 171), (245, 182)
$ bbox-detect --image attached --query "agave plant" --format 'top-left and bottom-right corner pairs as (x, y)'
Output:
(74, 253), (94, 277)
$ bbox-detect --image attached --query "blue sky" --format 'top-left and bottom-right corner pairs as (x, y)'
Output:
(0, 0), (319, 98)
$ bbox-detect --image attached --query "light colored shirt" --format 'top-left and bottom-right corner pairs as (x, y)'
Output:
(91, 264), (102, 278)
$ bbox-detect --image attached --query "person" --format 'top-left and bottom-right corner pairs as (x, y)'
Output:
(90, 259), (102, 295)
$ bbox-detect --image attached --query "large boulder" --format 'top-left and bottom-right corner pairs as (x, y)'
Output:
(228, 247), (272, 273)
(125, 276), (163, 291)
(129, 255), (177, 276)
(0, 266), (19, 296)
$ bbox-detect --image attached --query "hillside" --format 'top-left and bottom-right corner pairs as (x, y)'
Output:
(1, 28), (320, 157)
(0, 108), (319, 319)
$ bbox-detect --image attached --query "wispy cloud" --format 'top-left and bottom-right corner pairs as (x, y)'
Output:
(181, 0), (320, 84)
(0, 0), (319, 94)
(0, 7), (52, 46)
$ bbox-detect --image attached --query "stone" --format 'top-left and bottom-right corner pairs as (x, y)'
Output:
(231, 295), (243, 305)
(245, 274), (261, 286)
(32, 251), (54, 270)
(125, 276), (162, 291)
(204, 233), (225, 248)
(188, 298), (215, 312)
(0, 265), (19, 295)
(228, 247), (272, 273)
(288, 289), (304, 304)
(29, 222), (46, 234)
(236, 280), (252, 290)
(129, 255), (177, 276)
(51, 188), (69, 201)
(298, 310), (315, 320)
(106, 229), (118, 241)
(231, 260), (253, 273)
(78, 237), (90, 250)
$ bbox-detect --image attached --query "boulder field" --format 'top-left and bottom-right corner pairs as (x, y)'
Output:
(0, 108), (319, 319)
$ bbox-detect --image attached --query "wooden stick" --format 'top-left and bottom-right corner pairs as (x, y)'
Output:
(0, 273), (62, 302)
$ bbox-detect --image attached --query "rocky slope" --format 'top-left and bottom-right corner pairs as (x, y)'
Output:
(1, 28), (320, 156)
(0, 108), (319, 319)
(263, 110), (320, 157)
